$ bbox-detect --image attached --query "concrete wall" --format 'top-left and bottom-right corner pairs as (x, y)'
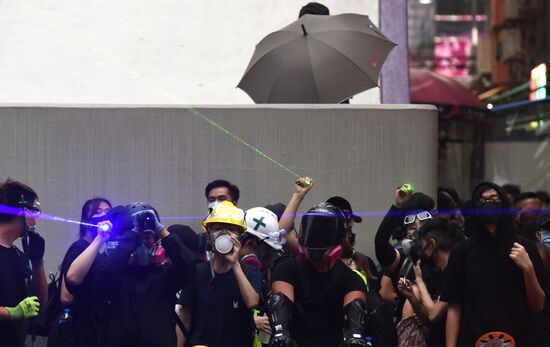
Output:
(0, 0), (380, 105)
(0, 105), (437, 274)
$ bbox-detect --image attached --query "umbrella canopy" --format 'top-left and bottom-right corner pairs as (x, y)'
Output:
(238, 13), (396, 104)
(410, 68), (486, 118)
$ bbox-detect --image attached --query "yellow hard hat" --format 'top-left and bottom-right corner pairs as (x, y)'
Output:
(202, 201), (247, 232)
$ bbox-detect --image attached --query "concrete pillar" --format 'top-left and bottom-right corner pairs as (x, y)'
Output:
(380, 0), (411, 103)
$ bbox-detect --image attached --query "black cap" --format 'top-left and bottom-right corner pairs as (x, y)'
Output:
(264, 203), (287, 221)
(536, 208), (550, 230)
(326, 196), (362, 223)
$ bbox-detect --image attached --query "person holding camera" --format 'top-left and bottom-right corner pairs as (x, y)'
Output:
(66, 202), (196, 347)
(177, 201), (261, 347)
(0, 179), (47, 347)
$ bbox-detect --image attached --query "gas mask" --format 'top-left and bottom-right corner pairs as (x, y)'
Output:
(133, 239), (166, 266)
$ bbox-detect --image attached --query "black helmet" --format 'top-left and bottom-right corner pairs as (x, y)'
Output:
(299, 202), (347, 258)
(93, 202), (160, 240)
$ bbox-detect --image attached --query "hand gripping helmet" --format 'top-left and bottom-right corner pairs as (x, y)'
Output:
(245, 207), (286, 250)
(298, 202), (347, 266)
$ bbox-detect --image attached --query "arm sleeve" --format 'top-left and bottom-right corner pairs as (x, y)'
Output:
(101, 232), (139, 273)
(374, 205), (402, 268)
(522, 238), (549, 296)
(440, 241), (466, 304)
(162, 233), (198, 293)
(244, 266), (263, 297)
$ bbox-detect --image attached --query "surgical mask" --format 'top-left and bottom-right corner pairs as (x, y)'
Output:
(208, 201), (220, 213)
(475, 201), (503, 225)
(541, 230), (550, 251)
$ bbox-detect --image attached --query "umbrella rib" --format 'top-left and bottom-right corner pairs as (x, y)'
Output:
(312, 29), (395, 45)
(303, 39), (321, 103)
(307, 35), (377, 86)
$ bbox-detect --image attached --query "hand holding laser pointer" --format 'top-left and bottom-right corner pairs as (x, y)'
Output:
(394, 183), (414, 208)
(96, 221), (112, 243)
(294, 177), (314, 198)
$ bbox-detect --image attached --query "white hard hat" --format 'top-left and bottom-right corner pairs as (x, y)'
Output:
(245, 207), (285, 250)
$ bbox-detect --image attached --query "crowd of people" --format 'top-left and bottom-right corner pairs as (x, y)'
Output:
(1, 176), (549, 347)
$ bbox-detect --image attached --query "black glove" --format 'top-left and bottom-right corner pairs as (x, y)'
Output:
(267, 293), (297, 347)
(133, 210), (165, 235)
(342, 299), (367, 347)
(28, 231), (45, 263)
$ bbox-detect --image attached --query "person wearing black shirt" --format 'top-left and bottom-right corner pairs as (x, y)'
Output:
(268, 202), (367, 347)
(48, 198), (111, 347)
(67, 203), (196, 347)
(442, 182), (547, 347)
(397, 219), (464, 347)
(0, 179), (47, 347)
(178, 201), (261, 347)
(529, 209), (550, 345)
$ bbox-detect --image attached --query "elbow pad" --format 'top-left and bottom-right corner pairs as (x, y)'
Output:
(267, 293), (297, 347)
(343, 299), (367, 347)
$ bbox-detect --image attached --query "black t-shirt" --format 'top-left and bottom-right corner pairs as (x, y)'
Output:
(179, 261), (262, 347)
(441, 236), (547, 346)
(271, 258), (366, 347)
(97, 233), (196, 347)
(0, 245), (27, 347)
(530, 268), (550, 346)
(59, 239), (106, 347)
(425, 268), (447, 347)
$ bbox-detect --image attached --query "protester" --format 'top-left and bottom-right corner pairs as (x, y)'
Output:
(48, 198), (112, 347)
(513, 191), (542, 215)
(279, 177), (314, 255)
(178, 201), (261, 347)
(437, 187), (464, 229)
(0, 179), (47, 347)
(67, 202), (196, 347)
(205, 179), (240, 208)
(268, 202), (367, 347)
(529, 209), (550, 345)
(326, 196), (378, 289)
(241, 207), (288, 346)
(397, 219), (464, 347)
(442, 182), (547, 347)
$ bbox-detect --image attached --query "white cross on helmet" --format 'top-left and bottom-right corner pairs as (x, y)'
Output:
(244, 207), (286, 250)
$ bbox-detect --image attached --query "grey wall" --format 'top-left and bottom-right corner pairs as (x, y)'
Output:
(0, 105), (438, 274)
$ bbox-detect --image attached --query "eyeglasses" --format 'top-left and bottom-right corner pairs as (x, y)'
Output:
(404, 211), (432, 225)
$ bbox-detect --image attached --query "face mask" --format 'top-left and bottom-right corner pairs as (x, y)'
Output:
(541, 231), (550, 251)
(476, 201), (503, 225)
(208, 201), (220, 213)
(210, 230), (234, 254)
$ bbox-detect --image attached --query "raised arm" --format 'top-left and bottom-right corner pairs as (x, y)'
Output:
(279, 177), (313, 255)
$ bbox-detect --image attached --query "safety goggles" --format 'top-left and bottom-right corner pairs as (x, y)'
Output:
(403, 211), (432, 225)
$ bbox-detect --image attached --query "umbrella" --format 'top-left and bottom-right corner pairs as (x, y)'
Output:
(409, 68), (487, 118)
(238, 13), (396, 104)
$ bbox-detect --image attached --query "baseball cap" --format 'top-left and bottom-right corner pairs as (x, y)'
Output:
(264, 203), (287, 221)
(326, 196), (362, 223)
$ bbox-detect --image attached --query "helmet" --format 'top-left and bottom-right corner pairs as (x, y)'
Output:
(298, 202), (347, 262)
(202, 201), (246, 232)
(245, 207), (285, 250)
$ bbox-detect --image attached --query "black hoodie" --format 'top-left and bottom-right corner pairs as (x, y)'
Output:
(441, 182), (547, 346)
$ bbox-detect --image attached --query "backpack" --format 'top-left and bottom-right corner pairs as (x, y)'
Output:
(35, 271), (62, 336)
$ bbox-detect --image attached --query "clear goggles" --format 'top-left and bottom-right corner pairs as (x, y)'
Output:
(403, 211), (432, 225)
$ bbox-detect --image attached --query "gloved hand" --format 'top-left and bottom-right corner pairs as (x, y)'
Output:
(28, 231), (45, 263)
(269, 336), (298, 347)
(6, 296), (40, 320)
(133, 210), (165, 235)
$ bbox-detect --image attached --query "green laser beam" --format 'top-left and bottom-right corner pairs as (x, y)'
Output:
(187, 107), (302, 179)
